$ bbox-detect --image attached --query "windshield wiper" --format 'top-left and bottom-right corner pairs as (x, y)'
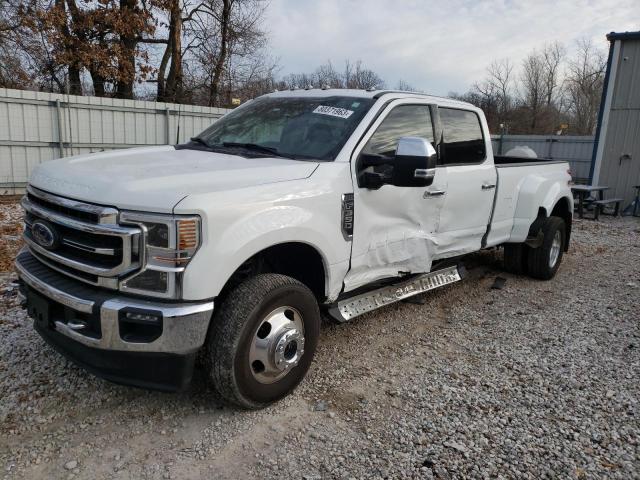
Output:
(221, 142), (293, 158)
(189, 136), (211, 147)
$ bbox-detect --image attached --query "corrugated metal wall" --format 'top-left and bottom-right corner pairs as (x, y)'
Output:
(0, 88), (231, 194)
(491, 135), (594, 182)
(0, 87), (600, 195)
(597, 37), (640, 208)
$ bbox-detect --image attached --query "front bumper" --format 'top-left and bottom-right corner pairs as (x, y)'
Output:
(16, 250), (213, 391)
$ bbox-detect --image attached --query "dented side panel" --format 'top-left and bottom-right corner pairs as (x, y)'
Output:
(343, 98), (448, 292)
(344, 178), (447, 291)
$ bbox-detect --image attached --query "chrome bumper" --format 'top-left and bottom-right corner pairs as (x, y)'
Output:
(16, 254), (213, 355)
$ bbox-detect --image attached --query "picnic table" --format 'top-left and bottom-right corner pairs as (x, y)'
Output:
(571, 185), (609, 219)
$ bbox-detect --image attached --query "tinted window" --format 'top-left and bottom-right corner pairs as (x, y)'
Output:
(440, 108), (485, 164)
(362, 105), (434, 157)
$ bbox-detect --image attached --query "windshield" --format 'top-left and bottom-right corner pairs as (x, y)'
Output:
(191, 96), (375, 160)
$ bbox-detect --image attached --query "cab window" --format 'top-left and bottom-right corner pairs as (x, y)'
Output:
(362, 105), (434, 158)
(439, 108), (486, 165)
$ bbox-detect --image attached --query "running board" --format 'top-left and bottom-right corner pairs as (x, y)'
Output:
(327, 264), (466, 323)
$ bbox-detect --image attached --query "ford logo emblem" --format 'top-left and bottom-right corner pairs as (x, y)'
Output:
(31, 220), (59, 250)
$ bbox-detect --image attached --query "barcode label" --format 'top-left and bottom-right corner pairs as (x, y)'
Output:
(313, 105), (354, 119)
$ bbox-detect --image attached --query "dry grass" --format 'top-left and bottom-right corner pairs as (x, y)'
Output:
(0, 200), (23, 273)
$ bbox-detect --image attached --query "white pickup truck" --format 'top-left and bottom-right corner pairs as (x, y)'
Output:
(16, 89), (573, 408)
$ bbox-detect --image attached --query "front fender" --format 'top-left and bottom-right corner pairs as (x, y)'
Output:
(175, 163), (353, 301)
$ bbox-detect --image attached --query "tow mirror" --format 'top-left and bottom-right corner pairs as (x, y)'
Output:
(358, 136), (437, 189)
(391, 137), (437, 187)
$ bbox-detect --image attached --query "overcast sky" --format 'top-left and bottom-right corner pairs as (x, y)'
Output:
(265, 0), (638, 95)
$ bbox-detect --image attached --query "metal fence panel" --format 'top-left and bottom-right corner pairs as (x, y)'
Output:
(491, 134), (594, 182)
(0, 88), (231, 194)
(1, 90), (599, 195)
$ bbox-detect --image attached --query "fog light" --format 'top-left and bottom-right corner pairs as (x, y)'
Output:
(119, 308), (163, 343)
(125, 311), (161, 323)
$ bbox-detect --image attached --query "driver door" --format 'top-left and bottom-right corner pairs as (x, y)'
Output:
(344, 100), (447, 292)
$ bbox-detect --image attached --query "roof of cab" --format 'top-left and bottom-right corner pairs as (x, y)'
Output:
(263, 88), (475, 109)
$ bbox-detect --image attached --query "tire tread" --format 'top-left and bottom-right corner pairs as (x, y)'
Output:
(204, 274), (318, 409)
(527, 216), (565, 280)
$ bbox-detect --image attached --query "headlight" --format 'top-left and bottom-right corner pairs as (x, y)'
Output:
(119, 212), (201, 299)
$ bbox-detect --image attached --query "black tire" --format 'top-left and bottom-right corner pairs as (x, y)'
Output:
(503, 243), (529, 275)
(203, 274), (320, 409)
(526, 216), (566, 280)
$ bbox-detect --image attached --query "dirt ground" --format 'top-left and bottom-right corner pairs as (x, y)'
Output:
(0, 201), (638, 479)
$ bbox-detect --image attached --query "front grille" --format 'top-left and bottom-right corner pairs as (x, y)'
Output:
(22, 186), (142, 289)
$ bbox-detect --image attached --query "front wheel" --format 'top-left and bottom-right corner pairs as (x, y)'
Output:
(203, 274), (320, 409)
(527, 216), (566, 280)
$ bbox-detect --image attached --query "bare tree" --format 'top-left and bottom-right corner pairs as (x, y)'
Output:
(344, 60), (384, 89)
(564, 39), (606, 134)
(488, 59), (514, 115)
(469, 59), (513, 131)
(520, 51), (547, 131)
(541, 42), (565, 106)
(395, 79), (417, 91)
(315, 60), (341, 88)
(182, 0), (268, 106)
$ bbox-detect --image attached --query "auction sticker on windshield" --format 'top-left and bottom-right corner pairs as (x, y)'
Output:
(313, 105), (354, 119)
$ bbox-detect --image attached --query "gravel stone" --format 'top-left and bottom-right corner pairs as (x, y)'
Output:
(1, 201), (639, 480)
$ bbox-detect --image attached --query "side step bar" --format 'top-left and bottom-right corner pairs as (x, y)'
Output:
(327, 264), (466, 323)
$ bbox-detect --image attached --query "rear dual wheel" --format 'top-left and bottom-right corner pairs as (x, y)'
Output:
(203, 274), (320, 409)
(526, 216), (566, 279)
(503, 216), (566, 280)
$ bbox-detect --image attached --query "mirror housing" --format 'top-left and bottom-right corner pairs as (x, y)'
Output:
(391, 137), (437, 187)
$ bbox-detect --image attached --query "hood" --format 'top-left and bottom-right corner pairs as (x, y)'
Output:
(29, 146), (319, 212)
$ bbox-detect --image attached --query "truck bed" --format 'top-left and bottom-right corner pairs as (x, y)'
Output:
(486, 160), (571, 248)
(494, 155), (566, 166)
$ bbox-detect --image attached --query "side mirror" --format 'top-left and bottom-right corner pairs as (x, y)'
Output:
(392, 137), (437, 187)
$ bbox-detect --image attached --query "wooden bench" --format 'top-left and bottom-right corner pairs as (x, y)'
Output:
(592, 198), (623, 220)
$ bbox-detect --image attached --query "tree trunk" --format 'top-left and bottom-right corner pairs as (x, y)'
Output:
(89, 68), (106, 97)
(209, 0), (231, 107)
(67, 64), (82, 95)
(163, 0), (182, 102)
(115, 0), (137, 99)
(58, 0), (82, 95)
(157, 42), (172, 101)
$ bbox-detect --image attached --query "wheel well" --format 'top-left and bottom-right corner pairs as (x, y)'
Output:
(550, 197), (572, 251)
(220, 243), (327, 302)
(528, 199), (572, 252)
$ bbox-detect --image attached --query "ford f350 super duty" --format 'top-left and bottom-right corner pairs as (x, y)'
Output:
(16, 89), (573, 408)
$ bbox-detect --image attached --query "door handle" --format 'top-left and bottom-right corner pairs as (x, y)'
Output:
(482, 183), (496, 190)
(424, 189), (446, 198)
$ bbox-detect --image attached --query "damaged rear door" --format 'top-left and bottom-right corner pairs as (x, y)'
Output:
(344, 100), (447, 292)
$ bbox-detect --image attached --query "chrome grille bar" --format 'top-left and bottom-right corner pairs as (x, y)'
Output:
(27, 185), (118, 224)
(21, 188), (142, 288)
(61, 238), (117, 256)
(22, 197), (137, 236)
(24, 236), (131, 277)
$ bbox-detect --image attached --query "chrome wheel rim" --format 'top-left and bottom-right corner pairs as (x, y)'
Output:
(249, 306), (305, 384)
(549, 230), (562, 268)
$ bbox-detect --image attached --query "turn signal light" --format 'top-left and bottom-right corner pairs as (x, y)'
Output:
(177, 219), (198, 249)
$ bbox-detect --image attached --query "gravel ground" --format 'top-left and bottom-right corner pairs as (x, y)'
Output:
(0, 201), (638, 480)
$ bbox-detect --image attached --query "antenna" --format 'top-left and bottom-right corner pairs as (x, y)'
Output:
(176, 103), (182, 144)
